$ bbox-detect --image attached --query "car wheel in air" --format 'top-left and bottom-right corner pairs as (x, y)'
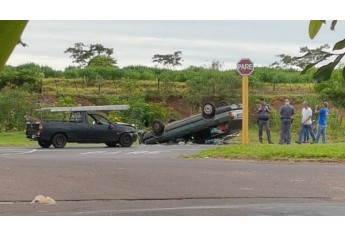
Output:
(202, 102), (216, 119)
(38, 140), (51, 148)
(152, 119), (165, 136)
(119, 133), (133, 147)
(217, 101), (230, 107)
(52, 133), (67, 148)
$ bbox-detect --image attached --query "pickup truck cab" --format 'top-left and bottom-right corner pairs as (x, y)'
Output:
(26, 109), (137, 148)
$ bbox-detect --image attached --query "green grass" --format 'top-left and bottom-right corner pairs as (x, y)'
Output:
(184, 130), (345, 162)
(186, 143), (345, 162)
(0, 132), (33, 146)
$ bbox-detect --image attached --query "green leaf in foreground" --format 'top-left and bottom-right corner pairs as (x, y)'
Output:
(333, 38), (345, 51)
(0, 20), (28, 70)
(309, 20), (325, 39)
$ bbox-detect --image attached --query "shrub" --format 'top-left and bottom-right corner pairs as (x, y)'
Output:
(0, 89), (36, 131)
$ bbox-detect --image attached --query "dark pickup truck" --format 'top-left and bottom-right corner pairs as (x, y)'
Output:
(25, 109), (137, 148)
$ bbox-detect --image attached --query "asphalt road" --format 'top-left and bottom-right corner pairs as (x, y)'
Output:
(1, 143), (345, 215)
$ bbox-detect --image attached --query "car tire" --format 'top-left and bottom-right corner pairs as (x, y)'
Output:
(217, 101), (230, 107)
(119, 133), (133, 147)
(105, 141), (117, 147)
(52, 133), (67, 148)
(202, 102), (216, 119)
(38, 140), (51, 148)
(152, 120), (165, 136)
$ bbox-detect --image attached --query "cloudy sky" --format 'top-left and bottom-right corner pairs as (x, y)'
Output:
(8, 20), (345, 71)
(5, 1), (345, 71)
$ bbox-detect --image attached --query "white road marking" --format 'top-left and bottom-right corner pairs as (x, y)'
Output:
(103, 151), (122, 155)
(74, 203), (310, 215)
(125, 151), (150, 155)
(1, 149), (36, 156)
(125, 150), (171, 155)
(79, 151), (108, 155)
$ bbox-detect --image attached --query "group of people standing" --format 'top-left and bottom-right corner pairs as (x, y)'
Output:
(256, 98), (329, 144)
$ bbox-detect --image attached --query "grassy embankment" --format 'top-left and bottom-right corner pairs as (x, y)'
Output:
(1, 80), (345, 161)
(0, 131), (32, 146)
(185, 130), (345, 162)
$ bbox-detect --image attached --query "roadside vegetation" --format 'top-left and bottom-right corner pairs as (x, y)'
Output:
(185, 130), (345, 162)
(1, 37), (345, 161)
(1, 131), (32, 146)
(188, 142), (345, 162)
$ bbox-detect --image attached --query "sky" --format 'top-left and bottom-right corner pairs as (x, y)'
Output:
(7, 20), (345, 71)
(3, 0), (345, 72)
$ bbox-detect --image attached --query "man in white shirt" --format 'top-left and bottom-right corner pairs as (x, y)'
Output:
(296, 101), (313, 144)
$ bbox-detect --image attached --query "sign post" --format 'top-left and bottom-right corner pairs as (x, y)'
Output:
(237, 58), (254, 145)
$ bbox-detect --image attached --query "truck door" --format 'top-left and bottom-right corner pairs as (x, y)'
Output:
(86, 114), (116, 142)
(68, 111), (89, 141)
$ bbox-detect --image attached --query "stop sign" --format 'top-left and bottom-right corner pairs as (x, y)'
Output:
(237, 58), (254, 75)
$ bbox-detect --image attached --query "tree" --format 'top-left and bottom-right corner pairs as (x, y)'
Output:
(152, 51), (183, 93)
(152, 51), (183, 69)
(296, 20), (345, 82)
(272, 44), (331, 70)
(209, 59), (224, 71)
(87, 55), (117, 68)
(64, 42), (117, 68)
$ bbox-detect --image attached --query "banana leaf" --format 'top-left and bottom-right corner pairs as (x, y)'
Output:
(0, 20), (28, 70)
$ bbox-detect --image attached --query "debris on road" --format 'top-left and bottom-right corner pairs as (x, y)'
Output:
(30, 195), (56, 205)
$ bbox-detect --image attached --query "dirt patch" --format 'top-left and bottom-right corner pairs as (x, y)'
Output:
(74, 97), (93, 106)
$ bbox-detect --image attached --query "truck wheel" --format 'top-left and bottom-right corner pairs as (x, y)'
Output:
(105, 141), (117, 147)
(119, 133), (133, 147)
(38, 140), (51, 148)
(202, 102), (216, 119)
(52, 133), (67, 148)
(152, 120), (165, 136)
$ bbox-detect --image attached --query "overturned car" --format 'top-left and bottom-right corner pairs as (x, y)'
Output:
(140, 102), (242, 144)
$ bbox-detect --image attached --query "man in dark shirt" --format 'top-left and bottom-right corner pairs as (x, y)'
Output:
(279, 99), (295, 144)
(256, 98), (273, 144)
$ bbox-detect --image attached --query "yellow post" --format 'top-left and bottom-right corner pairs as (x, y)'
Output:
(242, 75), (249, 145)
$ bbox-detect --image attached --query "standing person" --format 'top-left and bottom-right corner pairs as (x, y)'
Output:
(256, 98), (273, 144)
(314, 102), (329, 144)
(279, 99), (295, 144)
(296, 101), (313, 144)
(303, 104), (316, 143)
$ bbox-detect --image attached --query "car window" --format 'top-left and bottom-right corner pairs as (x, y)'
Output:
(70, 112), (83, 123)
(87, 115), (96, 125)
(90, 114), (110, 125)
